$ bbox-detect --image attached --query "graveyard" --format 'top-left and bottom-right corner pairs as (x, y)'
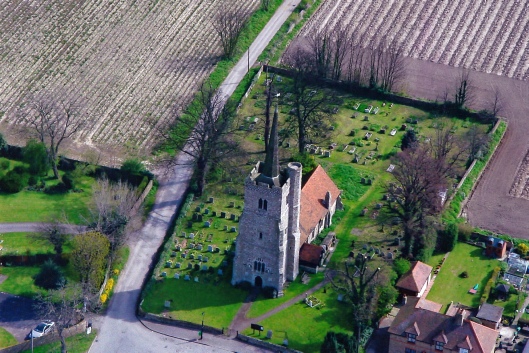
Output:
(143, 73), (498, 351)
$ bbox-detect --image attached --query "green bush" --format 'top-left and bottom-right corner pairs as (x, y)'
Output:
(440, 222), (458, 251)
(458, 223), (473, 242)
(23, 140), (49, 176)
(393, 258), (411, 277)
(34, 259), (66, 290)
(480, 267), (501, 304)
(62, 173), (75, 190)
(121, 158), (146, 175)
(0, 160), (9, 170)
(0, 169), (29, 193)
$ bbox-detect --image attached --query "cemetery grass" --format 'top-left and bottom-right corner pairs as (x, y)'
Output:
(426, 243), (498, 312)
(0, 327), (17, 349)
(141, 279), (247, 329)
(246, 272), (325, 319)
(20, 330), (97, 353)
(242, 286), (353, 353)
(0, 233), (73, 256)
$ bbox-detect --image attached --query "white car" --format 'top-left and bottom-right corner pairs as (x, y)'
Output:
(31, 321), (54, 338)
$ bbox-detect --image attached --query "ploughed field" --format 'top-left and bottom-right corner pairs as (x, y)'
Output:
(0, 0), (257, 149)
(299, 0), (529, 80)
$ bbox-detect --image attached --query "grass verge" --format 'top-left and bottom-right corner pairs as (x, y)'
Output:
(0, 327), (17, 349)
(20, 330), (97, 353)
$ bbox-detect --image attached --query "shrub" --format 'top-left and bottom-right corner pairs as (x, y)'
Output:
(518, 243), (529, 256)
(113, 269), (120, 276)
(458, 223), (473, 242)
(100, 293), (108, 304)
(23, 140), (49, 176)
(440, 222), (458, 251)
(0, 169), (29, 193)
(28, 175), (38, 186)
(34, 260), (65, 290)
(393, 258), (411, 277)
(480, 267), (501, 304)
(460, 271), (469, 278)
(105, 278), (114, 293)
(121, 158), (146, 175)
(44, 182), (69, 194)
(262, 286), (278, 299)
(62, 173), (75, 190)
(0, 160), (9, 170)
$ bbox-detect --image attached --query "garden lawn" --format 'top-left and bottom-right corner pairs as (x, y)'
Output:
(21, 330), (97, 353)
(0, 327), (17, 349)
(242, 286), (353, 353)
(426, 243), (499, 311)
(141, 278), (247, 330)
(246, 273), (324, 319)
(491, 291), (527, 319)
(0, 266), (43, 297)
(0, 233), (73, 255)
(0, 173), (94, 224)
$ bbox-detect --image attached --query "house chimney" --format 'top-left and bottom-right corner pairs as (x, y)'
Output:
(454, 309), (464, 326)
(402, 293), (407, 305)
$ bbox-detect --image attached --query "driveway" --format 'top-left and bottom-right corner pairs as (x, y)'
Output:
(0, 292), (38, 342)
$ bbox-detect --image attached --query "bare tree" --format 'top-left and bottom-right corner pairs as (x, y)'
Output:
(429, 123), (466, 178)
(386, 146), (446, 258)
(454, 69), (474, 108)
(21, 92), (87, 179)
(160, 81), (239, 196)
(89, 178), (137, 260)
(330, 26), (349, 81)
(346, 34), (366, 86)
(213, 6), (249, 59)
(283, 47), (334, 153)
(464, 125), (490, 162)
(378, 40), (406, 92)
(35, 284), (84, 353)
(37, 219), (69, 261)
(488, 85), (504, 118)
(309, 30), (332, 78)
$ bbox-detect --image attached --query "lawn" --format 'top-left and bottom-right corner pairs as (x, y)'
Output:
(491, 291), (526, 319)
(0, 266), (43, 297)
(426, 243), (499, 311)
(141, 277), (247, 330)
(0, 327), (17, 349)
(242, 286), (354, 353)
(21, 330), (97, 353)
(246, 272), (325, 319)
(0, 233), (73, 255)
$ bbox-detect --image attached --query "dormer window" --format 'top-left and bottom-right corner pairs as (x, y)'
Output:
(435, 341), (444, 351)
(258, 198), (268, 210)
(407, 333), (416, 343)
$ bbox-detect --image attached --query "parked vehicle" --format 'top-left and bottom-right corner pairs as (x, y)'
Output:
(30, 321), (54, 338)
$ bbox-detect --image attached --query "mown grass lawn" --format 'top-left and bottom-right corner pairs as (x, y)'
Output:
(0, 233), (74, 255)
(426, 243), (499, 311)
(20, 330), (97, 353)
(242, 286), (353, 353)
(141, 278), (247, 330)
(0, 327), (17, 349)
(0, 266), (43, 297)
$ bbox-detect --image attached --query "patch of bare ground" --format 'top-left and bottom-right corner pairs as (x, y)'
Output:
(0, 0), (259, 161)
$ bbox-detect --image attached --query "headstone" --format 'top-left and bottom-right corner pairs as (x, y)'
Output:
(171, 251), (176, 257)
(220, 211), (226, 218)
(375, 203), (382, 209)
(204, 221), (211, 228)
(361, 207), (368, 216)
(204, 209), (209, 215)
(189, 233), (195, 239)
(361, 177), (366, 184)
(192, 212), (198, 221)
(218, 269), (223, 276)
(209, 197), (214, 203)
(337, 294), (344, 301)
(161, 271), (167, 277)
(367, 179), (372, 185)
(194, 263), (200, 271)
(231, 226), (237, 232)
(197, 214), (203, 222)
(230, 214), (236, 221)
(324, 150), (331, 157)
(197, 254), (202, 261)
(203, 257), (209, 262)
(187, 262), (193, 269)
(196, 244), (203, 251)
(229, 201), (235, 207)
(189, 253), (194, 260)
(223, 225), (228, 231)
(174, 273), (180, 279)
(181, 232), (186, 237)
(401, 124), (407, 130)
(222, 260), (228, 267)
(283, 339), (288, 347)
(195, 206), (201, 212)
(375, 248), (380, 254)
(267, 330), (273, 339)
(208, 245), (213, 252)
(164, 300), (171, 308)
(181, 252), (187, 259)
(194, 277), (199, 282)
(202, 265), (208, 271)
(184, 275), (190, 281)
(387, 252), (394, 260)
(175, 262), (181, 268)
(212, 211), (217, 217)
(176, 245), (181, 251)
(363, 244), (368, 249)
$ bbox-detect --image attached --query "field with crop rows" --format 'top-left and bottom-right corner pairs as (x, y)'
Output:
(298, 0), (529, 80)
(0, 0), (258, 151)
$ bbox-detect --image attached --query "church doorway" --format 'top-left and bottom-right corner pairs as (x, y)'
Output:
(254, 276), (263, 288)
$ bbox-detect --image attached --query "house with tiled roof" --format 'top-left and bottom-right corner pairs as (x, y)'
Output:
(476, 303), (503, 330)
(396, 261), (433, 297)
(231, 106), (342, 295)
(389, 298), (499, 353)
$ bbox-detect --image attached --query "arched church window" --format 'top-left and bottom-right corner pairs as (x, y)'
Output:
(259, 232), (263, 239)
(261, 263), (265, 273)
(254, 261), (258, 271)
(263, 200), (268, 210)
(258, 199), (263, 209)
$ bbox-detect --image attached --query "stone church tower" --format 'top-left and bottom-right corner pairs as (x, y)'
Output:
(231, 106), (302, 296)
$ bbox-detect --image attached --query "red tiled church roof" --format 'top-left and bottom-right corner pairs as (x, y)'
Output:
(299, 243), (323, 267)
(396, 261), (432, 293)
(299, 165), (341, 245)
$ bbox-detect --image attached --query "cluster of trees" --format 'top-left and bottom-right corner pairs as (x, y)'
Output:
(385, 123), (489, 261)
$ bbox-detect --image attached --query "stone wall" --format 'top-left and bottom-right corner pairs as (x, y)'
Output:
(236, 333), (303, 353)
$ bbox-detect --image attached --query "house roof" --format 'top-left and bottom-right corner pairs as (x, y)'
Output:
(415, 298), (443, 313)
(496, 283), (510, 294)
(299, 243), (323, 267)
(395, 261), (432, 293)
(389, 302), (499, 353)
(476, 303), (504, 323)
(299, 165), (341, 244)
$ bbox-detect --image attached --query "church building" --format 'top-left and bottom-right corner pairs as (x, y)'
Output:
(231, 106), (342, 295)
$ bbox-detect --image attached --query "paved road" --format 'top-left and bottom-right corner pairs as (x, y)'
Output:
(89, 1), (300, 352)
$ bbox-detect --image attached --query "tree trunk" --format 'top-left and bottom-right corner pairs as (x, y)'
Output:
(196, 158), (207, 196)
(297, 121), (306, 154)
(59, 330), (67, 353)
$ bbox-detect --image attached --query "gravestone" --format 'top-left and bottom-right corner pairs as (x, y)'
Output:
(285, 142), (290, 148)
(184, 275), (190, 281)
(204, 221), (211, 228)
(189, 253), (194, 260)
(337, 294), (344, 301)
(176, 245), (181, 251)
(218, 269), (223, 276)
(189, 233), (194, 239)
(194, 264), (200, 271)
(164, 301), (171, 308)
(401, 124), (407, 130)
(361, 177), (366, 184)
(194, 277), (199, 282)
(387, 252), (394, 260)
(223, 225), (228, 231)
(231, 226), (237, 232)
(267, 330), (273, 339)
(181, 252), (187, 259)
(215, 246), (220, 253)
(175, 262), (181, 268)
(171, 252), (176, 257)
(230, 214), (236, 221)
(222, 260), (228, 267)
(187, 262), (193, 269)
(324, 150), (331, 157)
(197, 255), (202, 261)
(181, 232), (186, 237)
(203, 257), (209, 262)
(220, 211), (226, 218)
(204, 209), (209, 215)
(375, 203), (382, 209)
(188, 243), (195, 249)
(161, 272), (167, 277)
(207, 234), (213, 242)
(361, 207), (368, 216)
(229, 201), (235, 207)
(197, 214), (203, 222)
(363, 244), (368, 249)
(209, 197), (214, 203)
(375, 248), (380, 254)
(382, 194), (388, 200)
(202, 265), (208, 271)
(174, 273), (180, 279)
(195, 206), (201, 212)
(196, 244), (203, 251)
(212, 211), (217, 217)
(208, 245), (213, 252)
(380, 251), (385, 258)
